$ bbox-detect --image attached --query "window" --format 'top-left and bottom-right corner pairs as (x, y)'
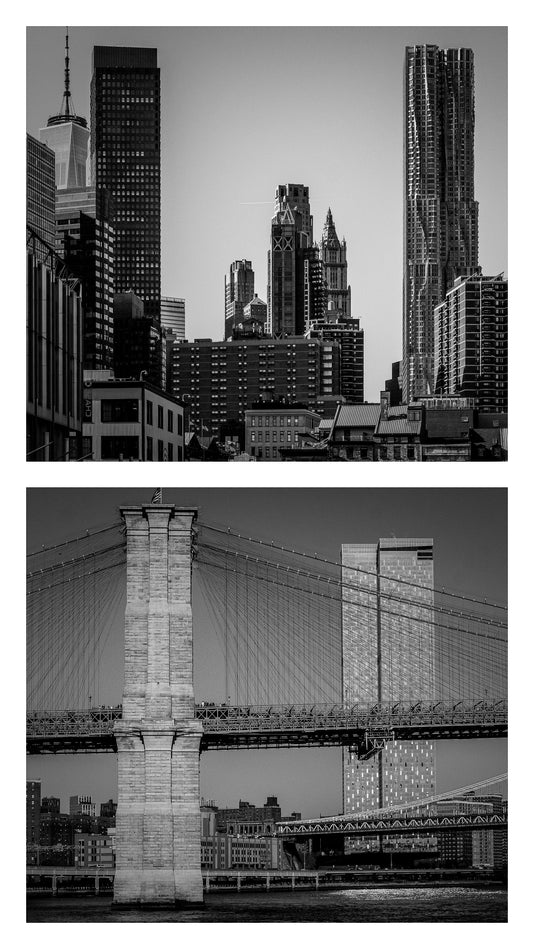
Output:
(101, 436), (139, 460)
(167, 442), (173, 461)
(146, 436), (153, 460)
(158, 439), (164, 461)
(157, 405), (164, 429)
(100, 399), (138, 423)
(167, 410), (173, 432)
(146, 400), (153, 425)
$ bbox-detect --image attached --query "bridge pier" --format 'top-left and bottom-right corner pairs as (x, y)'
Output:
(113, 505), (203, 909)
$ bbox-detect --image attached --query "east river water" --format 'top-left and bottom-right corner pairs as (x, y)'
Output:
(27, 887), (507, 923)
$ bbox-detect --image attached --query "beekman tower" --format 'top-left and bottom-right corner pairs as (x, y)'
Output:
(403, 46), (479, 403)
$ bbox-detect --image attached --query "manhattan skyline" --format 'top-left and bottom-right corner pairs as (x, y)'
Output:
(26, 25), (507, 402)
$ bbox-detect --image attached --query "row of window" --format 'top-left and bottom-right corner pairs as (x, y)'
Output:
(250, 430), (299, 444)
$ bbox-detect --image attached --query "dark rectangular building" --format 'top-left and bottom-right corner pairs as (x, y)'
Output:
(90, 46), (161, 320)
(169, 336), (341, 437)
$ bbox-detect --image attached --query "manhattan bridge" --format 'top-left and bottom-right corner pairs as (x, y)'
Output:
(27, 501), (507, 905)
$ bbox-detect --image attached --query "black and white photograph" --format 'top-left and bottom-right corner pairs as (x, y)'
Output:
(26, 487), (507, 921)
(17, 2), (524, 937)
(25, 23), (507, 462)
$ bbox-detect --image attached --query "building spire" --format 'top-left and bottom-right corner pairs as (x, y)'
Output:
(46, 27), (87, 128)
(63, 28), (71, 118)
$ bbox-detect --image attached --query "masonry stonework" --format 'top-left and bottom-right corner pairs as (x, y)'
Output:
(113, 504), (203, 907)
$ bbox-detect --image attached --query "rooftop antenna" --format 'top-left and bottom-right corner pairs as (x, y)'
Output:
(63, 28), (71, 118)
(47, 27), (87, 128)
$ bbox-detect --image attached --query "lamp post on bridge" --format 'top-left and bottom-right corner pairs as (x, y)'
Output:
(113, 502), (203, 908)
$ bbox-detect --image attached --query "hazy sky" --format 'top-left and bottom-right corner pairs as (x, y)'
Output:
(26, 25), (507, 401)
(26, 487), (507, 818)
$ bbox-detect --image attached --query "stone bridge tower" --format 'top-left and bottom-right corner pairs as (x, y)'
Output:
(113, 504), (203, 907)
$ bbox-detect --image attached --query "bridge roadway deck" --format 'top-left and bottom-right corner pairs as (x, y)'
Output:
(26, 700), (507, 755)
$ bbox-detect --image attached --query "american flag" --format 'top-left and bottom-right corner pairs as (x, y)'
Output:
(151, 487), (163, 504)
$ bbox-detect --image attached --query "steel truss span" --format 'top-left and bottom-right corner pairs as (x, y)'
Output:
(277, 812), (507, 837)
(26, 699), (507, 755)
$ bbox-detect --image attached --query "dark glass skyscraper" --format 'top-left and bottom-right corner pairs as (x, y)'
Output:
(90, 46), (161, 321)
(403, 46), (479, 403)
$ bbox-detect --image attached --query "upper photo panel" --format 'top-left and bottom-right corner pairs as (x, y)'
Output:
(26, 26), (507, 462)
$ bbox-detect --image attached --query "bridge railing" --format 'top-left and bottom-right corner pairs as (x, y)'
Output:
(27, 699), (508, 738)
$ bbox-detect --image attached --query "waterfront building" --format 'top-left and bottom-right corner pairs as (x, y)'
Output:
(39, 31), (89, 190)
(341, 538), (436, 851)
(26, 782), (41, 861)
(403, 46), (479, 402)
(244, 408), (321, 460)
(55, 187), (115, 371)
(320, 209), (351, 316)
(169, 336), (341, 438)
(434, 273), (508, 413)
(27, 135), (56, 255)
(90, 46), (161, 320)
(82, 371), (184, 461)
(161, 297), (186, 339)
(74, 832), (115, 869)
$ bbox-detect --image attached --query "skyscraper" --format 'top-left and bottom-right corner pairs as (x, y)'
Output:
(403, 46), (479, 403)
(342, 539), (436, 829)
(90, 46), (161, 320)
(321, 208), (351, 317)
(434, 272), (508, 414)
(225, 260), (254, 339)
(55, 187), (115, 370)
(39, 31), (89, 190)
(267, 184), (318, 337)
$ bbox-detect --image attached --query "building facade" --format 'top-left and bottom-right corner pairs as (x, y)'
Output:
(90, 46), (161, 320)
(403, 46), (479, 402)
(55, 187), (115, 371)
(74, 832), (116, 869)
(27, 230), (84, 461)
(169, 336), (341, 437)
(161, 296), (186, 339)
(225, 260), (255, 339)
(82, 374), (184, 461)
(70, 795), (96, 817)
(245, 408), (321, 460)
(27, 781), (41, 861)
(113, 291), (165, 388)
(320, 208), (351, 316)
(434, 273), (508, 413)
(307, 308), (364, 403)
(267, 184), (315, 336)
(342, 538), (436, 849)
(27, 135), (56, 255)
